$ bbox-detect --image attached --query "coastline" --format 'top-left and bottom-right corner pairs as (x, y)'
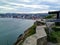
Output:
(14, 22), (36, 45)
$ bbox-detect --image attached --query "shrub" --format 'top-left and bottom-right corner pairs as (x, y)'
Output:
(52, 26), (60, 31)
(55, 22), (60, 26)
(45, 14), (55, 19)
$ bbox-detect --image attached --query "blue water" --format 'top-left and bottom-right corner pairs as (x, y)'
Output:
(0, 18), (35, 45)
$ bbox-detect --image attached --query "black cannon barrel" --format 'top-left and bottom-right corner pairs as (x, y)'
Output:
(48, 11), (60, 14)
(48, 11), (60, 19)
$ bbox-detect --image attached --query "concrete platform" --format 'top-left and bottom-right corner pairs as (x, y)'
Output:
(23, 25), (47, 45)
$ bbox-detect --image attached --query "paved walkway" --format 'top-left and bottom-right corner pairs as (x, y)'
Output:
(23, 25), (47, 45)
(36, 19), (46, 23)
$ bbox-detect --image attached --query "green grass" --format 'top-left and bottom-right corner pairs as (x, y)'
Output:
(50, 31), (60, 43)
(45, 27), (57, 43)
(45, 26), (60, 43)
(52, 26), (60, 31)
(55, 22), (60, 26)
(45, 14), (55, 19)
(51, 26), (60, 43)
(26, 24), (36, 36)
(49, 31), (57, 43)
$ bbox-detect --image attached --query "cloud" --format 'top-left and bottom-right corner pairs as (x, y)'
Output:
(16, 10), (57, 13)
(3, 1), (50, 9)
(20, 0), (32, 2)
(16, 11), (48, 13)
(23, 5), (50, 9)
(39, 0), (59, 3)
(0, 0), (60, 13)
(0, 5), (17, 13)
(0, 5), (15, 10)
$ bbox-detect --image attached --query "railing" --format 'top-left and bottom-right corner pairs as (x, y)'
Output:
(46, 19), (60, 22)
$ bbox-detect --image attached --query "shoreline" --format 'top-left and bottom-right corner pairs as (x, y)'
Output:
(14, 22), (36, 45)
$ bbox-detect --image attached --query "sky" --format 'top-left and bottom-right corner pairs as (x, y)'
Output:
(0, 0), (60, 13)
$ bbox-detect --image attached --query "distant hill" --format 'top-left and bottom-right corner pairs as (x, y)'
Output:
(0, 13), (48, 19)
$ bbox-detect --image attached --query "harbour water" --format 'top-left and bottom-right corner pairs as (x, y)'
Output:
(0, 18), (35, 45)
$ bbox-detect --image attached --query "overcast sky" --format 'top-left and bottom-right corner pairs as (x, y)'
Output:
(0, 0), (60, 13)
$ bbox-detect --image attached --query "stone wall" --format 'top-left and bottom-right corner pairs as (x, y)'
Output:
(37, 36), (47, 45)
